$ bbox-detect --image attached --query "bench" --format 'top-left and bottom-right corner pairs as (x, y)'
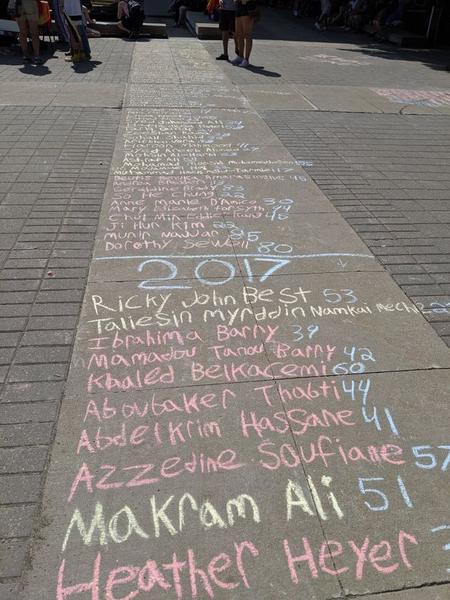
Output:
(186, 11), (221, 39)
(0, 18), (19, 34)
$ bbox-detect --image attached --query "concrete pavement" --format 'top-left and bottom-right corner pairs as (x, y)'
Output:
(202, 10), (450, 346)
(0, 15), (450, 600)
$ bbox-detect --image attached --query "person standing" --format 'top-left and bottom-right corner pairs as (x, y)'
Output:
(64, 0), (91, 61)
(15, 0), (43, 63)
(315, 0), (331, 30)
(232, 0), (257, 68)
(216, 0), (237, 61)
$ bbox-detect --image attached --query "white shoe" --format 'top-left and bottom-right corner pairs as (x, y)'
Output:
(239, 59), (249, 67)
(231, 56), (243, 65)
(314, 22), (322, 30)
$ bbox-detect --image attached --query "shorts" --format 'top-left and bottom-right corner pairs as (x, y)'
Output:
(235, 0), (255, 17)
(219, 9), (235, 31)
(17, 0), (39, 22)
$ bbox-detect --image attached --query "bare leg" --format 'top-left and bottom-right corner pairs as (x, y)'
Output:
(28, 20), (40, 56)
(18, 20), (30, 56)
(243, 16), (253, 61)
(117, 20), (130, 34)
(244, 36), (252, 60)
(235, 17), (244, 57)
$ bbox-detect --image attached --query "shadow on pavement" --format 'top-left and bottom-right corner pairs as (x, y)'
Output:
(71, 59), (102, 73)
(120, 36), (153, 43)
(250, 7), (450, 74)
(247, 64), (281, 77)
(18, 62), (51, 75)
(339, 44), (450, 72)
(0, 42), (59, 69)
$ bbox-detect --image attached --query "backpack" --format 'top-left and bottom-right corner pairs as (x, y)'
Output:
(126, 0), (144, 31)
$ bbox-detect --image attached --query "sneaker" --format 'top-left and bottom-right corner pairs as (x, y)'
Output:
(293, 9), (298, 16)
(231, 56), (243, 65)
(64, 54), (73, 62)
(216, 53), (229, 61)
(314, 21), (322, 30)
(33, 55), (43, 64)
(238, 59), (249, 67)
(23, 55), (32, 63)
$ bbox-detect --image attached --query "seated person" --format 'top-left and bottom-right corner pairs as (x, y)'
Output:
(117, 0), (144, 35)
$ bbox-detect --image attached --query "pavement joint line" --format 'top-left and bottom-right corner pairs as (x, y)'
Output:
(33, 366), (450, 399)
(0, 443), (52, 450)
(0, 471), (43, 476)
(343, 579), (450, 598)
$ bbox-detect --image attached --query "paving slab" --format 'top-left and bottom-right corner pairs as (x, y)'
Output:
(130, 56), (180, 83)
(90, 169), (374, 278)
(286, 369), (450, 594)
(97, 174), (335, 226)
(125, 83), (249, 109)
(21, 379), (341, 600)
(113, 109), (310, 178)
(91, 216), (379, 281)
(240, 84), (316, 111)
(75, 273), (450, 382)
(50, 82), (125, 108)
(130, 41), (229, 85)
(294, 85), (383, 113)
(228, 212), (381, 275)
(369, 87), (450, 115)
(0, 82), (62, 106)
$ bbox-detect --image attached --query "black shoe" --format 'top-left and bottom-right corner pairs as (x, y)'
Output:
(216, 54), (229, 61)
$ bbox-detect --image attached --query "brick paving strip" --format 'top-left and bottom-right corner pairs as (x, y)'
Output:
(9, 39), (450, 600)
(0, 39), (133, 599)
(262, 111), (450, 347)
(0, 107), (121, 598)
